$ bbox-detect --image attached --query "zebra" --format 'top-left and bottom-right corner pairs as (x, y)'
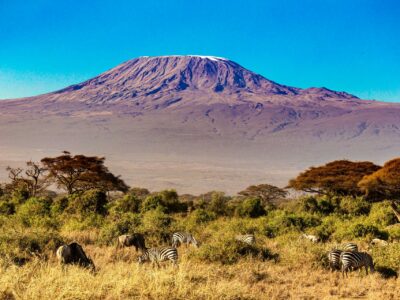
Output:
(172, 232), (199, 248)
(235, 234), (256, 245)
(340, 251), (374, 277)
(138, 247), (178, 267)
(328, 249), (342, 271)
(342, 242), (358, 252)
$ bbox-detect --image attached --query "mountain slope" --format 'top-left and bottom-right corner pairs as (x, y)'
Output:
(0, 55), (399, 193)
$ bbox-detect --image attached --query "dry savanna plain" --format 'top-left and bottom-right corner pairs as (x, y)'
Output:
(0, 233), (399, 300)
(1, 56), (400, 300)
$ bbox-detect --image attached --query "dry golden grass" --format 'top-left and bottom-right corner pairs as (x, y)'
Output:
(0, 242), (398, 300)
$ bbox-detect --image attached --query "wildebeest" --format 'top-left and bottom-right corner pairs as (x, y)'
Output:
(56, 242), (95, 271)
(116, 234), (146, 252)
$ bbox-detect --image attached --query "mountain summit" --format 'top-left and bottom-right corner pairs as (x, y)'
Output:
(56, 55), (300, 100)
(9, 55), (358, 112)
(0, 55), (399, 193)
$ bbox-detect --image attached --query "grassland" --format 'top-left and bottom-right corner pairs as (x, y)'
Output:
(1, 182), (399, 299)
(0, 230), (399, 300)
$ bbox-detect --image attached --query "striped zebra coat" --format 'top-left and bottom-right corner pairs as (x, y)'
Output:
(342, 242), (358, 252)
(340, 251), (374, 277)
(172, 232), (199, 248)
(328, 249), (342, 271)
(138, 247), (178, 267)
(235, 234), (256, 245)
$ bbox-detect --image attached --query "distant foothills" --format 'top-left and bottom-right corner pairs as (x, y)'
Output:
(1, 56), (400, 193)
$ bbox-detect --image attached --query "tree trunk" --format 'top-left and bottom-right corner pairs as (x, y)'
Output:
(390, 202), (400, 223)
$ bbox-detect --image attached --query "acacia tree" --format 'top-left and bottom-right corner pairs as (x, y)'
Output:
(238, 184), (287, 206)
(41, 151), (129, 194)
(6, 161), (49, 197)
(358, 158), (400, 220)
(358, 158), (400, 199)
(288, 160), (381, 196)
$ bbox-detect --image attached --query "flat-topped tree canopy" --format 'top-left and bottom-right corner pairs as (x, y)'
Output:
(41, 151), (129, 195)
(288, 160), (381, 196)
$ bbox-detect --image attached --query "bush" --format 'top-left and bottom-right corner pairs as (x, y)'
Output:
(63, 213), (105, 231)
(10, 188), (30, 205)
(51, 195), (69, 215)
(339, 196), (371, 216)
(0, 200), (15, 215)
(128, 187), (150, 200)
(99, 213), (141, 245)
(208, 192), (231, 216)
(138, 207), (172, 245)
(184, 209), (216, 232)
(235, 197), (266, 218)
(0, 228), (63, 265)
(300, 196), (336, 215)
(371, 243), (400, 271)
(386, 224), (400, 241)
(110, 193), (142, 214)
(140, 194), (165, 212)
(16, 197), (54, 228)
(190, 232), (274, 264)
(159, 189), (186, 213)
(352, 223), (387, 239)
(68, 189), (108, 216)
(264, 210), (322, 236)
(367, 201), (397, 227)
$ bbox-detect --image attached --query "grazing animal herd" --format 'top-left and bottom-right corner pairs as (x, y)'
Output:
(56, 231), (203, 269)
(56, 231), (385, 278)
(327, 242), (376, 277)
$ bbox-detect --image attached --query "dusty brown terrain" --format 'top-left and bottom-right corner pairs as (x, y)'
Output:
(1, 56), (400, 193)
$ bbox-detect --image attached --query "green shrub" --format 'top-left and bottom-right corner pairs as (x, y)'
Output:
(371, 243), (400, 271)
(317, 198), (335, 214)
(16, 197), (55, 228)
(11, 188), (30, 205)
(0, 200), (15, 215)
(208, 192), (231, 216)
(300, 195), (335, 215)
(339, 196), (371, 216)
(184, 209), (217, 232)
(235, 197), (266, 218)
(99, 213), (141, 245)
(63, 213), (105, 231)
(367, 201), (397, 227)
(313, 223), (335, 242)
(264, 210), (322, 236)
(110, 193), (142, 214)
(190, 232), (274, 264)
(386, 224), (400, 241)
(127, 187), (150, 200)
(140, 194), (165, 212)
(138, 207), (172, 245)
(70, 189), (108, 216)
(334, 222), (388, 240)
(51, 195), (69, 215)
(0, 228), (63, 265)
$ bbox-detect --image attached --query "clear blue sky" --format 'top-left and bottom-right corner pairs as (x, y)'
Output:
(0, 0), (399, 101)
